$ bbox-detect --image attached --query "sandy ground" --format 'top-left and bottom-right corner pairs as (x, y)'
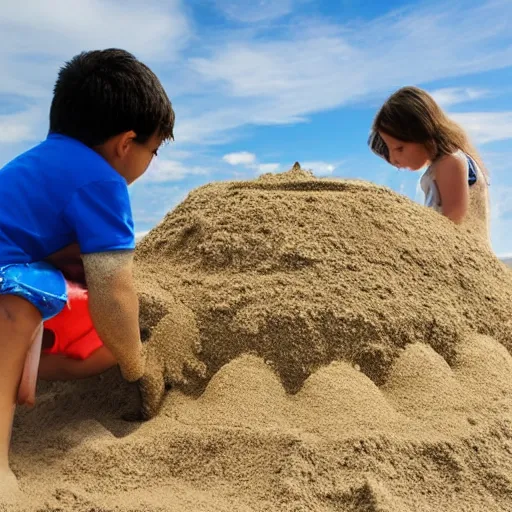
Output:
(5, 165), (512, 511)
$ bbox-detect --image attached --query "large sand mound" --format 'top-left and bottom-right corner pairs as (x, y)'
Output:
(8, 164), (512, 511)
(134, 163), (512, 396)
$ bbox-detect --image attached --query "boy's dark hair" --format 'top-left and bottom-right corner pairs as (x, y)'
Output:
(49, 48), (175, 147)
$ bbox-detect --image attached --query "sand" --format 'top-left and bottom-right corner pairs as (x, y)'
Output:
(6, 164), (512, 511)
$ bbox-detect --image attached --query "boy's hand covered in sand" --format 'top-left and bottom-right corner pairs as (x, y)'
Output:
(135, 347), (166, 420)
(82, 250), (145, 382)
(130, 307), (206, 421)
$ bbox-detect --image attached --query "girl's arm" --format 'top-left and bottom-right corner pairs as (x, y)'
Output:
(38, 346), (117, 381)
(435, 154), (470, 224)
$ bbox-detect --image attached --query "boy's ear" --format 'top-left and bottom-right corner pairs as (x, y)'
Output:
(114, 130), (137, 159)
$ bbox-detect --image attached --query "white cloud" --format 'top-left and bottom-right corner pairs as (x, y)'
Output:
(0, 0), (191, 115)
(163, 149), (193, 160)
(0, 0), (190, 63)
(3, 0), (512, 149)
(175, 108), (254, 145)
(429, 87), (489, 108)
(143, 159), (210, 183)
(0, 0), (193, 154)
(450, 112), (512, 145)
(257, 163), (281, 174)
(212, 0), (298, 23)
(223, 151), (257, 165)
(181, 0), (512, 142)
(300, 161), (338, 177)
(0, 109), (40, 144)
(222, 150), (281, 175)
(222, 153), (339, 177)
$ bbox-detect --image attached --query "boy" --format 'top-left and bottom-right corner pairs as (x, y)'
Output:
(0, 48), (175, 490)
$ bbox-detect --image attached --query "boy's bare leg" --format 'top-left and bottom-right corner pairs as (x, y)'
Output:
(38, 346), (117, 381)
(17, 324), (43, 406)
(0, 295), (41, 484)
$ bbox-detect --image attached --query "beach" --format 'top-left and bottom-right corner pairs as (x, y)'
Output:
(7, 166), (512, 511)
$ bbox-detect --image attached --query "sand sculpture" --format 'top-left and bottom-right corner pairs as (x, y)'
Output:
(134, 163), (512, 417)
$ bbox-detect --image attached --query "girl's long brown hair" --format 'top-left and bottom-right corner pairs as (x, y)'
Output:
(373, 86), (488, 177)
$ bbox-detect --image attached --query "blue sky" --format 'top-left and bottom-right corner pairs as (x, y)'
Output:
(1, 0), (512, 254)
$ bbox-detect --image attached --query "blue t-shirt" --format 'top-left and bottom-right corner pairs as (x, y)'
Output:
(0, 133), (135, 265)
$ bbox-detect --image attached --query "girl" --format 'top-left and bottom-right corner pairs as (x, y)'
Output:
(368, 86), (490, 241)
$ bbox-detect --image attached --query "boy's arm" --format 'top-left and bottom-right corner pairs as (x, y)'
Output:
(82, 250), (145, 382)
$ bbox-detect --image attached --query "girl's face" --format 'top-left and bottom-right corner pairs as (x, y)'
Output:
(379, 131), (432, 171)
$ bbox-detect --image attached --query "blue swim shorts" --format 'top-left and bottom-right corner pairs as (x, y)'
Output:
(0, 261), (68, 321)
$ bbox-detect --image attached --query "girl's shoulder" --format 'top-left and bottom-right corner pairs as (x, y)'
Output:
(431, 150), (485, 188)
(432, 150), (467, 170)
(427, 151), (467, 180)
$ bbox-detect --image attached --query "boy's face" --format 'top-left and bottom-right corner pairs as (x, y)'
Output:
(98, 132), (163, 185)
(122, 133), (163, 185)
